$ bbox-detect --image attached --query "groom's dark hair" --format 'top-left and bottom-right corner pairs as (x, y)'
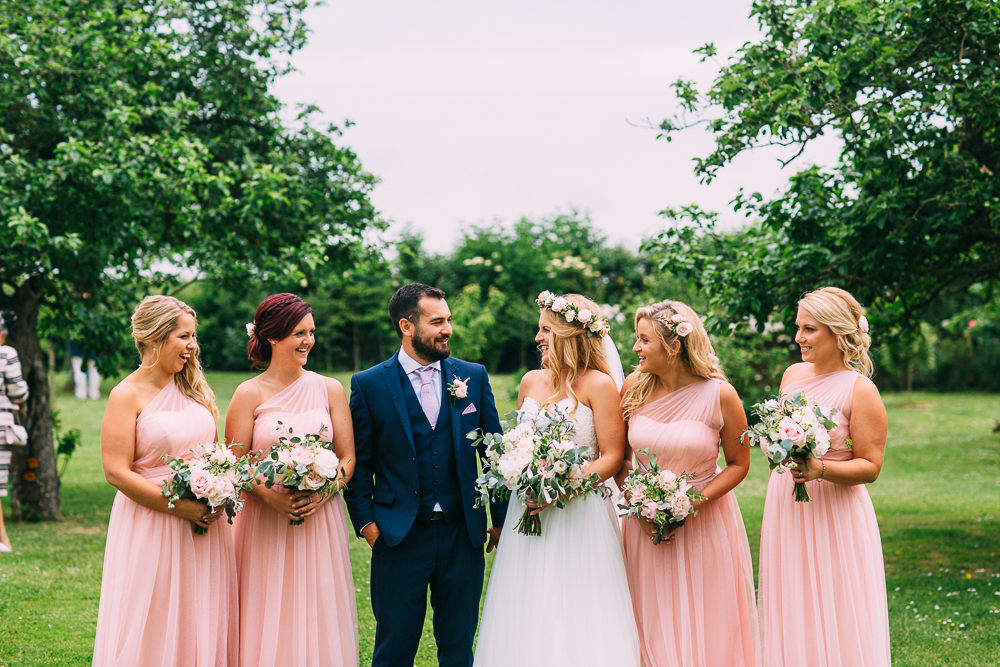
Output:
(389, 283), (446, 337)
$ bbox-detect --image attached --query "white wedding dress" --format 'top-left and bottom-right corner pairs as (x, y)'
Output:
(474, 397), (641, 667)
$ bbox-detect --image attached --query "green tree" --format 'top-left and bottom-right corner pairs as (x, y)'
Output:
(646, 0), (1000, 332)
(0, 1), (381, 519)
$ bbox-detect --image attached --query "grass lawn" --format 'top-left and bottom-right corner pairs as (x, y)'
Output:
(1, 372), (998, 666)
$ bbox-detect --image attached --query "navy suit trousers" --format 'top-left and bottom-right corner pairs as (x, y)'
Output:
(370, 517), (484, 667)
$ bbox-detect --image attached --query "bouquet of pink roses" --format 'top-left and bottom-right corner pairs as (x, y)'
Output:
(745, 389), (840, 501)
(471, 405), (601, 536)
(254, 424), (345, 525)
(618, 449), (703, 544)
(161, 442), (255, 534)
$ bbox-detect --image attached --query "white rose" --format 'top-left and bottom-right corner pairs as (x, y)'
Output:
(311, 447), (340, 478)
(563, 309), (575, 322)
(550, 296), (567, 312)
(588, 320), (603, 332)
(537, 290), (553, 303)
(763, 399), (779, 412)
(671, 313), (684, 323)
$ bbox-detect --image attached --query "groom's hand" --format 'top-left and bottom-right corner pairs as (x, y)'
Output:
(361, 522), (381, 549)
(486, 526), (501, 553)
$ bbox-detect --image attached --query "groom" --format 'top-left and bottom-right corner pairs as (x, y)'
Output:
(344, 283), (507, 667)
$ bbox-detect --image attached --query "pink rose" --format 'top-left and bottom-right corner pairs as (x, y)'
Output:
(576, 308), (593, 324)
(451, 378), (469, 399)
(629, 487), (646, 505)
(675, 321), (693, 337)
(189, 469), (216, 500)
(777, 416), (806, 444)
(209, 476), (235, 505)
(290, 446), (315, 467)
(640, 500), (659, 520)
(658, 469), (677, 486)
(669, 492), (693, 517)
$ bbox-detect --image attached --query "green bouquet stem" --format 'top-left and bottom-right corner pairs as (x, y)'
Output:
(793, 481), (811, 502)
(193, 524), (208, 535)
(514, 507), (542, 536)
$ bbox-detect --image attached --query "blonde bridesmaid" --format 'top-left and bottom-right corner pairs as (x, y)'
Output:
(227, 293), (357, 667)
(620, 300), (759, 667)
(93, 296), (237, 666)
(758, 286), (890, 666)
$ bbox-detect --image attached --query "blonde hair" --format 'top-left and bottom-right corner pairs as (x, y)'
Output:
(620, 300), (725, 421)
(540, 293), (612, 413)
(131, 295), (218, 418)
(798, 286), (873, 377)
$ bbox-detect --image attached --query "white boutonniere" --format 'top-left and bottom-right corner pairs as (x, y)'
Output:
(447, 375), (470, 403)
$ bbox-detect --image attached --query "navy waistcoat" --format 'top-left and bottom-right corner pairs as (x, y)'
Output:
(397, 364), (461, 520)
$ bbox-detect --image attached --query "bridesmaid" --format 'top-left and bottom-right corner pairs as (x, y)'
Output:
(93, 295), (237, 666)
(226, 293), (358, 667)
(619, 300), (759, 667)
(758, 286), (890, 666)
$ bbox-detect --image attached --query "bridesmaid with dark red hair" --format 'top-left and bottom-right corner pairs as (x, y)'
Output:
(226, 293), (358, 666)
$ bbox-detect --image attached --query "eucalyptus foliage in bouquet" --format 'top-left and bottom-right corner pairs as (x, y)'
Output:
(254, 424), (345, 525)
(161, 442), (255, 534)
(618, 449), (703, 544)
(746, 390), (840, 501)
(470, 405), (601, 536)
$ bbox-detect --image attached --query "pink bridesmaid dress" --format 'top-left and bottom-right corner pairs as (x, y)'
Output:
(233, 371), (358, 667)
(758, 369), (890, 666)
(623, 379), (760, 667)
(92, 381), (238, 667)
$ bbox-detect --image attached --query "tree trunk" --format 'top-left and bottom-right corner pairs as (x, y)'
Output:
(7, 282), (61, 521)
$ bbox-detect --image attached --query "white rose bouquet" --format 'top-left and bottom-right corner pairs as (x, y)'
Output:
(254, 424), (345, 525)
(470, 405), (601, 536)
(161, 442), (255, 534)
(618, 448), (703, 544)
(745, 390), (840, 501)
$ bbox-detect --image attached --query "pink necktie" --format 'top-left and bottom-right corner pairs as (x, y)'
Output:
(415, 366), (439, 428)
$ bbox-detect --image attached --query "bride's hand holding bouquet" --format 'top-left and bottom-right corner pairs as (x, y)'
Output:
(471, 405), (602, 536)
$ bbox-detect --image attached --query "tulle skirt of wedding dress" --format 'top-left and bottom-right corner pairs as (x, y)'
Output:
(474, 493), (641, 667)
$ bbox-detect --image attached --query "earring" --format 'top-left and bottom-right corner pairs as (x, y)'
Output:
(153, 347), (159, 352)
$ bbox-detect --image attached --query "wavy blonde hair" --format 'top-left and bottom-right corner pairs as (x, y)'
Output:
(540, 293), (612, 414)
(620, 300), (725, 421)
(131, 295), (218, 418)
(798, 286), (873, 377)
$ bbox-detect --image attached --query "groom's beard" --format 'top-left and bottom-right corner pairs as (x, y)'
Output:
(413, 326), (450, 362)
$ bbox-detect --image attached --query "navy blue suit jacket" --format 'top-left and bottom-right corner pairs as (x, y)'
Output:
(344, 352), (507, 547)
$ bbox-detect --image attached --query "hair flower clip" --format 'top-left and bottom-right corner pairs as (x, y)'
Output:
(245, 322), (256, 338)
(858, 315), (869, 334)
(655, 312), (693, 338)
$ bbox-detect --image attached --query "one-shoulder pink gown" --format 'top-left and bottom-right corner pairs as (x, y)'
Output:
(759, 369), (890, 666)
(623, 379), (760, 667)
(233, 371), (358, 667)
(93, 381), (238, 667)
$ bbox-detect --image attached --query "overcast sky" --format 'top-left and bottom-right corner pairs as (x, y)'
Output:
(273, 1), (839, 253)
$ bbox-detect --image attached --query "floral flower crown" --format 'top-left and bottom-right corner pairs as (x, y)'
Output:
(653, 312), (694, 338)
(536, 291), (610, 338)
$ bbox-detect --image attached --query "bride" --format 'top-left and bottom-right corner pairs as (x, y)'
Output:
(474, 292), (641, 666)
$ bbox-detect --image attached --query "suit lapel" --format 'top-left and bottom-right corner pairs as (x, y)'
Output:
(381, 353), (416, 454)
(442, 358), (463, 453)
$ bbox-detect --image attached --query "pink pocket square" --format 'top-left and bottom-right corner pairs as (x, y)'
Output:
(461, 403), (478, 415)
